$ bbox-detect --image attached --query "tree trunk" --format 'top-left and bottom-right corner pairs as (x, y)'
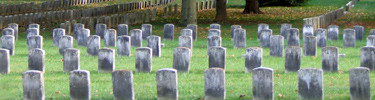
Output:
(243, 0), (263, 14)
(180, 0), (197, 26)
(214, 0), (228, 22)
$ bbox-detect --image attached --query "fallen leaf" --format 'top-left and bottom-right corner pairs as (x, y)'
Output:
(278, 93), (284, 98)
(239, 94), (246, 98)
(200, 45), (204, 48)
(231, 54), (234, 57)
(330, 82), (333, 86)
(276, 74), (280, 77)
(198, 97), (203, 100)
(295, 89), (298, 92)
(60, 58), (63, 62)
(338, 70), (343, 74)
(55, 91), (60, 95)
(190, 90), (193, 93)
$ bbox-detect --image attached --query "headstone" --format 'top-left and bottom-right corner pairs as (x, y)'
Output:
(135, 47), (152, 72)
(156, 68), (178, 100)
(29, 24), (40, 30)
(204, 68), (225, 100)
(270, 35), (284, 57)
(303, 24), (314, 38)
(173, 47), (191, 73)
(104, 29), (117, 47)
(298, 68), (323, 100)
(366, 35), (375, 46)
(118, 24), (128, 36)
(260, 29), (272, 48)
(209, 23), (220, 30)
(343, 29), (356, 47)
(95, 24), (106, 39)
(1, 35), (14, 55)
(142, 24), (152, 39)
(26, 28), (39, 44)
(52, 28), (65, 46)
(28, 35), (43, 50)
(208, 29), (220, 38)
(287, 28), (300, 46)
(87, 35), (100, 56)
(59, 35), (73, 55)
(252, 67), (273, 100)
(77, 29), (90, 46)
(370, 29), (375, 35)
(147, 35), (161, 57)
(151, 8), (156, 21)
(349, 67), (370, 100)
(186, 24), (198, 40)
(233, 28), (246, 48)
(303, 36), (317, 56)
(360, 46), (375, 70)
(73, 23), (84, 39)
(322, 47), (338, 72)
(63, 48), (80, 72)
(112, 70), (134, 100)
(2, 28), (14, 36)
(315, 29), (327, 47)
(285, 46), (301, 72)
(208, 46), (226, 69)
(207, 36), (221, 53)
(353, 25), (364, 41)
(117, 36), (131, 56)
(0, 49), (9, 74)
(230, 25), (241, 40)
(257, 23), (269, 40)
(69, 70), (91, 100)
(22, 70), (44, 100)
(327, 25), (339, 40)
(163, 24), (174, 40)
(130, 29), (142, 47)
(244, 47), (262, 73)
(180, 29), (192, 37)
(98, 48), (115, 72)
(280, 23), (292, 39)
(28, 48), (45, 72)
(8, 23), (18, 40)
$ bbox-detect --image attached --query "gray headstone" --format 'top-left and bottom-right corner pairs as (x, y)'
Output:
(142, 24), (152, 39)
(2, 28), (14, 36)
(252, 67), (273, 100)
(208, 46), (226, 69)
(207, 36), (221, 53)
(186, 24), (198, 40)
(270, 35), (284, 57)
(63, 48), (80, 72)
(69, 70), (90, 100)
(104, 29), (117, 47)
(280, 23), (292, 39)
(26, 28), (39, 44)
(130, 29), (142, 47)
(245, 47), (262, 73)
(366, 35), (375, 47)
(285, 46), (301, 73)
(98, 48), (115, 72)
(349, 67), (370, 100)
(343, 29), (356, 47)
(180, 29), (192, 37)
(287, 28), (300, 46)
(28, 35), (43, 50)
(0, 49), (9, 74)
(95, 24), (106, 39)
(53, 28), (65, 46)
(117, 24), (128, 36)
(87, 35), (100, 56)
(209, 23), (220, 30)
(298, 68), (323, 100)
(156, 68), (178, 100)
(327, 25), (339, 40)
(178, 36), (193, 50)
(303, 36), (317, 56)
(135, 47), (152, 72)
(260, 29), (272, 48)
(173, 47), (191, 73)
(315, 29), (327, 47)
(59, 35), (73, 55)
(29, 24), (40, 30)
(370, 29), (375, 35)
(8, 23), (18, 40)
(353, 25), (364, 41)
(257, 23), (269, 40)
(1, 35), (14, 55)
(233, 28), (246, 48)
(208, 29), (220, 37)
(303, 24), (314, 38)
(77, 29), (90, 46)
(117, 36), (131, 56)
(163, 24), (174, 40)
(73, 23), (84, 39)
(230, 25), (241, 40)
(28, 48), (45, 72)
(147, 35), (161, 57)
(22, 70), (44, 100)
(152, 8), (156, 21)
(204, 68), (225, 100)
(322, 46), (338, 72)
(360, 46), (375, 70)
(112, 70), (134, 100)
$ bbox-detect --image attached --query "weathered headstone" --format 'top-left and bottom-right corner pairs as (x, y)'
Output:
(270, 35), (284, 57)
(280, 23), (292, 39)
(260, 29), (272, 48)
(366, 35), (375, 47)
(252, 67), (273, 100)
(27, 35), (43, 50)
(258, 23), (269, 40)
(244, 47), (262, 73)
(187, 24), (198, 40)
(208, 29), (220, 37)
(112, 70), (134, 100)
(63, 48), (80, 72)
(180, 29), (192, 37)
(2, 28), (14, 36)
(73, 23), (84, 39)
(230, 25), (241, 40)
(142, 24), (152, 39)
(327, 25), (339, 40)
(29, 24), (40, 30)
(77, 29), (90, 46)
(104, 29), (117, 47)
(298, 68), (323, 100)
(204, 68), (225, 100)
(173, 47), (191, 73)
(147, 35), (161, 57)
(69, 70), (91, 100)
(303, 24), (314, 38)
(0, 49), (9, 74)
(178, 36), (193, 49)
(315, 29), (327, 47)
(26, 28), (39, 44)
(135, 47), (152, 72)
(303, 36), (317, 56)
(285, 46), (301, 72)
(8, 23), (18, 40)
(156, 68), (178, 100)
(52, 28), (65, 46)
(370, 29), (375, 35)
(207, 36), (221, 53)
(322, 47), (338, 72)
(208, 46), (226, 69)
(360, 46), (375, 70)
(22, 70), (44, 100)
(95, 24), (106, 39)
(98, 48), (115, 72)
(59, 35), (73, 55)
(163, 24), (174, 40)
(152, 8), (156, 21)
(209, 23), (220, 30)
(349, 67), (370, 100)
(130, 29), (142, 47)
(287, 28), (300, 46)
(87, 35), (100, 56)
(118, 24), (128, 36)
(1, 35), (14, 55)
(28, 48), (45, 72)
(353, 25), (364, 41)
(117, 36), (131, 56)
(233, 28), (246, 48)
(343, 29), (356, 47)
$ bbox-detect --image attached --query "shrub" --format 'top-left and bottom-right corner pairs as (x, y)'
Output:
(259, 0), (311, 6)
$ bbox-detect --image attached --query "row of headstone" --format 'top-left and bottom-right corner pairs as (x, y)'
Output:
(303, 7), (345, 30)
(163, 4), (179, 18)
(197, 0), (216, 11)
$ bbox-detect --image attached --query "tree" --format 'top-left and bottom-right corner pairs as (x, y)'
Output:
(180, 0), (197, 26)
(214, 0), (228, 22)
(243, 0), (263, 14)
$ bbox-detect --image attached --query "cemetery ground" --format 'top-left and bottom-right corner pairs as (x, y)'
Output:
(1, 0), (375, 99)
